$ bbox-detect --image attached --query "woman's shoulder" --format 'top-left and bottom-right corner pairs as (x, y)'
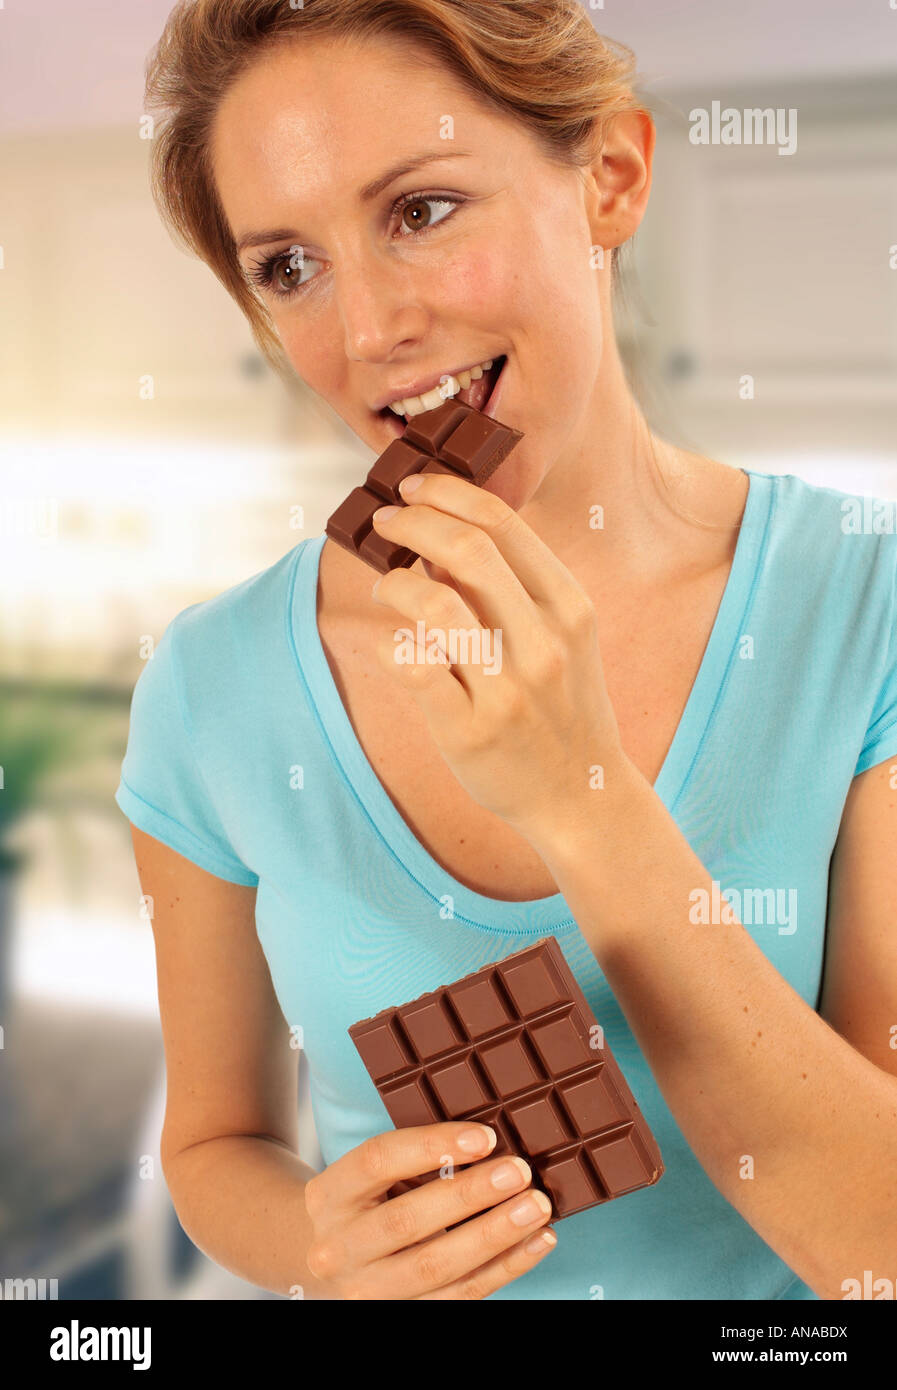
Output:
(696, 454), (896, 560)
(166, 538), (313, 653)
(750, 464), (896, 574)
(152, 538), (317, 706)
(679, 455), (896, 637)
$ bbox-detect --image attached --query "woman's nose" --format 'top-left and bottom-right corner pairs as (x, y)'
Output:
(334, 255), (428, 364)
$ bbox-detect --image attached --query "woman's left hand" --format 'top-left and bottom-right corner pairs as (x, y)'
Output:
(368, 470), (629, 859)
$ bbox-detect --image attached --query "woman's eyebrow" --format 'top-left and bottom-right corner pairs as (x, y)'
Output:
(358, 148), (472, 202)
(235, 149), (472, 254)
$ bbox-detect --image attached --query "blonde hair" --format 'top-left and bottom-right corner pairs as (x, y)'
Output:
(145, 0), (646, 385)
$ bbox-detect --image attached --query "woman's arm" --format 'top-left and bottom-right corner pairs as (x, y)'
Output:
(130, 826), (328, 1298)
(164, 1136), (325, 1298)
(535, 755), (897, 1301)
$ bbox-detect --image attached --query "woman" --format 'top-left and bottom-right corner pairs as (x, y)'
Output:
(116, 0), (897, 1300)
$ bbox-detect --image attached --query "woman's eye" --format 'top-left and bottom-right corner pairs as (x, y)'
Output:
(395, 194), (460, 237)
(272, 249), (319, 294)
(247, 245), (322, 300)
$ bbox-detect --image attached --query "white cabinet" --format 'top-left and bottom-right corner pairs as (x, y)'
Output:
(630, 75), (897, 456)
(0, 128), (305, 443)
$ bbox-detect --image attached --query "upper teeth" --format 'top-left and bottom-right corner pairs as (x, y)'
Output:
(388, 359), (495, 417)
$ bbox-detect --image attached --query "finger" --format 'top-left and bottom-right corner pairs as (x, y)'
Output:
(383, 1185), (554, 1299)
(371, 501), (540, 645)
(372, 566), (501, 701)
(372, 564), (480, 633)
(418, 1226), (558, 1300)
(420, 554), (466, 597)
(353, 1153), (534, 1261)
(373, 618), (473, 722)
(397, 472), (587, 620)
(329, 1122), (497, 1210)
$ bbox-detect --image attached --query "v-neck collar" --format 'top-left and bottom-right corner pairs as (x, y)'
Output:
(287, 468), (773, 933)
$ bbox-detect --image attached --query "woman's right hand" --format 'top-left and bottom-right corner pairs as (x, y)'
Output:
(302, 1121), (557, 1299)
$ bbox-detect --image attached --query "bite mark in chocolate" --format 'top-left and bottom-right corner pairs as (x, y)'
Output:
(326, 399), (523, 575)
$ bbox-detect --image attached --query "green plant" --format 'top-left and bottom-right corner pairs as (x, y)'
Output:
(0, 688), (91, 874)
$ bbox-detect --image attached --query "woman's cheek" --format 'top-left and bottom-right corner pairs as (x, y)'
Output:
(431, 242), (517, 317)
(280, 325), (342, 405)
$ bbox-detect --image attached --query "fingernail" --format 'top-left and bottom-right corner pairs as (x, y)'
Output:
(373, 505), (400, 522)
(491, 1157), (530, 1191)
(399, 473), (424, 496)
(457, 1124), (496, 1155)
(508, 1190), (552, 1226)
(524, 1229), (557, 1255)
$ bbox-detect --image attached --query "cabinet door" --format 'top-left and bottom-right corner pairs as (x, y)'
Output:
(0, 130), (287, 442)
(636, 80), (897, 454)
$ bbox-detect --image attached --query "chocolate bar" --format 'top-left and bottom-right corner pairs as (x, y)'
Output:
(349, 936), (664, 1222)
(326, 398), (523, 574)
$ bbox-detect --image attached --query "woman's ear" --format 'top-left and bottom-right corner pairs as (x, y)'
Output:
(584, 109), (656, 252)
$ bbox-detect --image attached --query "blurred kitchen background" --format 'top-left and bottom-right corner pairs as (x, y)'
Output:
(0, 0), (895, 1299)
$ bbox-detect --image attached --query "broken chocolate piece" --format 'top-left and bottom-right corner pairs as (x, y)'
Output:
(326, 399), (523, 574)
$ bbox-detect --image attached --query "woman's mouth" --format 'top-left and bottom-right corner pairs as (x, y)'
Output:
(379, 356), (508, 439)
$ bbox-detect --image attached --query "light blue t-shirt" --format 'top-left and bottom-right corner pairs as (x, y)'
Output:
(115, 468), (897, 1300)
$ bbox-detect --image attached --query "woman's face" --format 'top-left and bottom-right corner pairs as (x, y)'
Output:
(212, 35), (610, 511)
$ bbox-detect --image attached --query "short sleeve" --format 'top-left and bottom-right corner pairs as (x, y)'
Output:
(854, 544), (897, 776)
(114, 616), (259, 886)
